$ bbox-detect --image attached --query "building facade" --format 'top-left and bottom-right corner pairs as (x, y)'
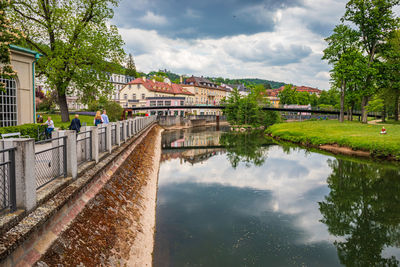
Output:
(181, 76), (228, 115)
(119, 77), (195, 115)
(0, 45), (40, 126)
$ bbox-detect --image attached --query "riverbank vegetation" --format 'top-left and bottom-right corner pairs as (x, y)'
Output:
(223, 88), (280, 128)
(266, 121), (400, 159)
(322, 0), (400, 123)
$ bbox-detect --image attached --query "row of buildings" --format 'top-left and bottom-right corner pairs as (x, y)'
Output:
(1, 44), (323, 127)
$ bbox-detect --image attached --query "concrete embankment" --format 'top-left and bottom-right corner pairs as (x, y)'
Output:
(35, 126), (162, 266)
(0, 124), (162, 266)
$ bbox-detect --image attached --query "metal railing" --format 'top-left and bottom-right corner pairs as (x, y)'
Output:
(0, 148), (16, 212)
(77, 131), (92, 165)
(98, 127), (107, 153)
(35, 136), (67, 189)
(111, 125), (117, 146)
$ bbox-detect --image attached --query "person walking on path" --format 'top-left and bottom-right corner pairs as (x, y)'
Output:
(69, 114), (81, 133)
(43, 116), (55, 139)
(94, 111), (103, 126)
(101, 110), (109, 124)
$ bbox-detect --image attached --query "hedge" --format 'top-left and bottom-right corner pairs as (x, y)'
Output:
(0, 123), (46, 140)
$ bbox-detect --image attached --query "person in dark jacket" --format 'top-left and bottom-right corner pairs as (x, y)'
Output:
(69, 114), (81, 133)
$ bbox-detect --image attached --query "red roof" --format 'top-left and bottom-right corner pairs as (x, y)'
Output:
(266, 86), (322, 97)
(128, 78), (194, 96)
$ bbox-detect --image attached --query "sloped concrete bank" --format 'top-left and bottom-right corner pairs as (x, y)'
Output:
(0, 124), (161, 266)
(34, 126), (162, 266)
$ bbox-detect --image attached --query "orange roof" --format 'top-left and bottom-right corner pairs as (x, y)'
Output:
(128, 78), (194, 96)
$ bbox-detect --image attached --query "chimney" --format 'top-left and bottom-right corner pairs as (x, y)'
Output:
(142, 77), (146, 82)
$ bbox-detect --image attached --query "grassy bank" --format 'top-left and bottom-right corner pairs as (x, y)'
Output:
(38, 113), (94, 128)
(266, 120), (400, 159)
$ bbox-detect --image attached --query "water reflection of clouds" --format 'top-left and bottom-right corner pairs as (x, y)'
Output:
(160, 146), (337, 244)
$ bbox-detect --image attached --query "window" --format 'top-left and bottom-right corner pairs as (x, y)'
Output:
(164, 100), (171, 106)
(0, 78), (17, 127)
(142, 94), (145, 100)
(174, 101), (178, 106)
(150, 101), (156, 106)
(132, 93), (136, 100)
(137, 84), (140, 89)
(180, 101), (184, 106)
(157, 101), (163, 106)
(124, 94), (128, 100)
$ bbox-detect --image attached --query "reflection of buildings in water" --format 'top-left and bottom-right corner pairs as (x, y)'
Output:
(161, 126), (229, 148)
(161, 148), (226, 165)
(161, 127), (228, 164)
(182, 148), (226, 165)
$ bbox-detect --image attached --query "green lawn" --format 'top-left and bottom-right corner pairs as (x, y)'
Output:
(266, 120), (400, 158)
(38, 113), (94, 129)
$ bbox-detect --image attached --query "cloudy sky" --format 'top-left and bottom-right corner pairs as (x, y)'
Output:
(111, 0), (391, 89)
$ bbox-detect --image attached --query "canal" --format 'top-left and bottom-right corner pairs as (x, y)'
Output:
(154, 126), (400, 267)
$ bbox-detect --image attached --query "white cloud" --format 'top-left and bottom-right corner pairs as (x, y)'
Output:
(138, 11), (168, 25)
(117, 0), (352, 89)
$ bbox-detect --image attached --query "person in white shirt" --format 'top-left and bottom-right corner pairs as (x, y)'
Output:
(101, 110), (109, 124)
(43, 116), (55, 139)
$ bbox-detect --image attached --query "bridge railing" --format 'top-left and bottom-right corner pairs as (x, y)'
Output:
(0, 116), (157, 214)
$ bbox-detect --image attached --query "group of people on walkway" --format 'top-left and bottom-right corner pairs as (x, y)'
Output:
(94, 110), (109, 126)
(36, 110), (110, 139)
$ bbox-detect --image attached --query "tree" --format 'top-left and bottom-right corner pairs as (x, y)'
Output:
(323, 24), (361, 122)
(381, 30), (400, 121)
(10, 0), (125, 122)
(342, 0), (400, 123)
(125, 53), (137, 77)
(0, 0), (23, 91)
(278, 84), (297, 105)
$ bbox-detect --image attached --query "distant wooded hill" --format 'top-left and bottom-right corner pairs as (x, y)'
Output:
(147, 70), (286, 89)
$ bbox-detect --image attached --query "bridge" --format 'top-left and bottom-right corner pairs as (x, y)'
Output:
(125, 105), (382, 118)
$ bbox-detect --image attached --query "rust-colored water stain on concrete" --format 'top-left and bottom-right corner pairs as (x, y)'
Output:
(36, 127), (161, 266)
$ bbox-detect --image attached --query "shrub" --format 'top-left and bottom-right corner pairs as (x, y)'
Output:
(0, 123), (46, 140)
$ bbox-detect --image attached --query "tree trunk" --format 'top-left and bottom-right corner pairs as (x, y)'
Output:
(339, 80), (345, 123)
(382, 104), (386, 123)
(349, 105), (353, 121)
(394, 91), (399, 121)
(361, 96), (369, 124)
(57, 93), (70, 122)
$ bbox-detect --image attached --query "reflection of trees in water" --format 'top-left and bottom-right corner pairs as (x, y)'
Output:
(219, 131), (269, 168)
(319, 159), (400, 266)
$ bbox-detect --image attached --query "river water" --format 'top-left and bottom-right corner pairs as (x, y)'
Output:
(153, 126), (400, 267)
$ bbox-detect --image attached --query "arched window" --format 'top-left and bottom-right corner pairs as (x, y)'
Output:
(0, 78), (17, 127)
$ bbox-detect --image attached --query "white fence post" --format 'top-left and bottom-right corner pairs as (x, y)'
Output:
(116, 121), (121, 146)
(64, 130), (77, 179)
(2, 138), (36, 211)
(90, 127), (99, 163)
(106, 124), (112, 153)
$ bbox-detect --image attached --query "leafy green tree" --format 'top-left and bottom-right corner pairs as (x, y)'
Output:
(0, 0), (23, 91)
(223, 88), (279, 127)
(342, 0), (400, 123)
(323, 24), (361, 122)
(125, 53), (137, 77)
(10, 0), (125, 122)
(278, 84), (297, 105)
(297, 91), (311, 105)
(381, 30), (400, 121)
